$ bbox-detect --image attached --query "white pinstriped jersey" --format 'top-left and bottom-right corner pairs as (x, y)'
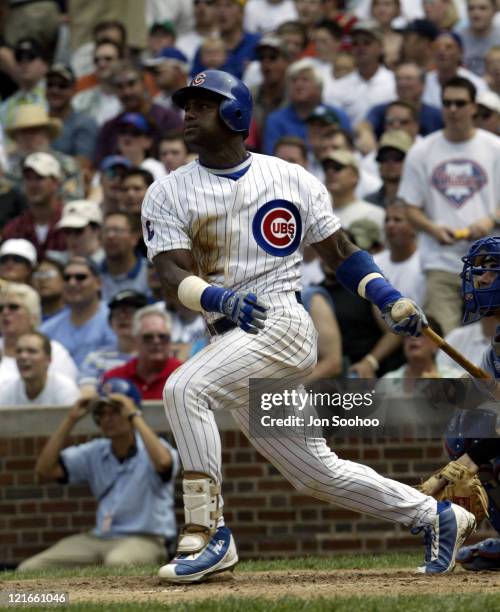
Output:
(141, 153), (340, 303)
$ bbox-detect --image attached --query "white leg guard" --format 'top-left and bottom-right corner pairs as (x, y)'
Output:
(177, 477), (222, 554)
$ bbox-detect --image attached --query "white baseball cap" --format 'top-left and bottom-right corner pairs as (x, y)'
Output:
(476, 91), (500, 114)
(56, 200), (103, 229)
(23, 152), (62, 180)
(0, 239), (37, 267)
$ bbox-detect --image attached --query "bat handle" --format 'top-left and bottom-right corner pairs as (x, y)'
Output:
(391, 299), (416, 322)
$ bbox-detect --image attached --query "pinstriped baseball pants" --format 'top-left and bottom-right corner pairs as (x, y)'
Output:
(163, 295), (437, 528)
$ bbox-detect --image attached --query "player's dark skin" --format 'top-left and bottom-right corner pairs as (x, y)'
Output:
(152, 90), (359, 306)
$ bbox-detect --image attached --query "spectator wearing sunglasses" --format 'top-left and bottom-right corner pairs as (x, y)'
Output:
(398, 76), (500, 335)
(366, 130), (414, 209)
(40, 256), (116, 368)
(94, 62), (182, 166)
(0, 331), (79, 407)
(0, 239), (37, 284)
(473, 90), (500, 135)
(0, 38), (48, 128)
(72, 40), (124, 126)
(102, 307), (182, 400)
(79, 290), (148, 392)
(32, 256), (66, 322)
(47, 64), (98, 167)
(0, 282), (77, 384)
(56, 200), (105, 265)
(116, 114), (166, 181)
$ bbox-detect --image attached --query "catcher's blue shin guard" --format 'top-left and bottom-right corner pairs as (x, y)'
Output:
(415, 501), (476, 574)
(158, 526), (238, 583)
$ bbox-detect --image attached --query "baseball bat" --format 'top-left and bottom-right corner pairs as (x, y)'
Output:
(391, 299), (491, 379)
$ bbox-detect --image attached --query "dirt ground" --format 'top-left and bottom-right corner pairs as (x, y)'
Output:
(4, 568), (500, 605)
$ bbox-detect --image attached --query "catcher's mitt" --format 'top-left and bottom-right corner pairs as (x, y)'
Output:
(418, 460), (489, 524)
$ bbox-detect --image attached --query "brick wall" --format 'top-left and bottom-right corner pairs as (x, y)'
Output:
(1, 419), (494, 567)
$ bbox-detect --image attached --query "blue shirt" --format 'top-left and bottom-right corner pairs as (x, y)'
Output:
(60, 434), (178, 539)
(78, 346), (133, 387)
(263, 104), (352, 156)
(191, 31), (260, 79)
(366, 102), (444, 139)
(100, 256), (149, 303)
(52, 110), (98, 160)
(40, 302), (116, 367)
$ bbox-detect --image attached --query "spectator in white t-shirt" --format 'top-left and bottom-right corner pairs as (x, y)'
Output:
(324, 20), (396, 126)
(321, 149), (385, 230)
(244, 0), (298, 35)
(176, 0), (219, 67)
(0, 332), (79, 407)
(374, 199), (425, 305)
(398, 76), (500, 334)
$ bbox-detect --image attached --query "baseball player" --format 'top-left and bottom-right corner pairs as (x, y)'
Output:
(446, 237), (500, 570)
(142, 70), (476, 583)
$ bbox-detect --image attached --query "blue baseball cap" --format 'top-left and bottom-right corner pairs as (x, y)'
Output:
(143, 46), (188, 67)
(100, 155), (132, 172)
(95, 377), (142, 410)
(118, 112), (151, 134)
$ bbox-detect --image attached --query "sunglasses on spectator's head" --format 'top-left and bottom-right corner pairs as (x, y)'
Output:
(0, 255), (29, 265)
(0, 303), (21, 312)
(141, 333), (170, 343)
(63, 273), (89, 282)
(442, 98), (469, 108)
(15, 50), (38, 63)
(194, 0), (215, 5)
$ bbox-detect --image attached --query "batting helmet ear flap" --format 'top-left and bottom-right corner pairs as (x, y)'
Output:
(219, 95), (252, 134)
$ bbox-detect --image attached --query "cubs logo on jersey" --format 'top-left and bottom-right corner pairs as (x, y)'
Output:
(252, 200), (302, 257)
(431, 159), (487, 208)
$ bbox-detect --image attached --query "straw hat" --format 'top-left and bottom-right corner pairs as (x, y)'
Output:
(5, 104), (62, 139)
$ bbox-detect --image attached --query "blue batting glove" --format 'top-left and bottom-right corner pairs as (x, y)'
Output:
(221, 291), (269, 334)
(381, 298), (428, 336)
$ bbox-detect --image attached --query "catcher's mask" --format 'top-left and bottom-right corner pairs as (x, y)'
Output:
(461, 236), (500, 324)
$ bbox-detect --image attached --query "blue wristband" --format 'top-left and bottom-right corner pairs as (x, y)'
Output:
(336, 250), (402, 310)
(200, 286), (234, 313)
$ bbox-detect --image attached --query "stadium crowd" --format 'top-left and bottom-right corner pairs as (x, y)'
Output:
(2, 0), (500, 570)
(1, 0), (499, 394)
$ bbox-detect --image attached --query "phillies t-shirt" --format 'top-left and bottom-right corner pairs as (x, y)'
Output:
(398, 129), (500, 274)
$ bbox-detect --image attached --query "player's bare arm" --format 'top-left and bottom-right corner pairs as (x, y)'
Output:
(312, 229), (428, 337)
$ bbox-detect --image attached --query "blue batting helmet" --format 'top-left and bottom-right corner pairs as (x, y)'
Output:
(461, 237), (500, 324)
(172, 70), (252, 134)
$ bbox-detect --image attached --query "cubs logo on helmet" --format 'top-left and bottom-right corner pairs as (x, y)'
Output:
(252, 200), (302, 257)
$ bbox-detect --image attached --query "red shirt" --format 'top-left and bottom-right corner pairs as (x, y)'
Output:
(102, 356), (183, 400)
(2, 204), (66, 260)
